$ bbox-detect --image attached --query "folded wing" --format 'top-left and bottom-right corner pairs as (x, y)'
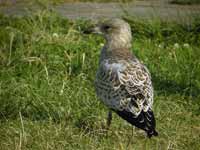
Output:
(95, 59), (158, 137)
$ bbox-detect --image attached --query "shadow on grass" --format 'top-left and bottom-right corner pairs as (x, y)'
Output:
(152, 75), (200, 98)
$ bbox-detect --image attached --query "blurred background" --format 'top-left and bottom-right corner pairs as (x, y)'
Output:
(0, 0), (200, 21)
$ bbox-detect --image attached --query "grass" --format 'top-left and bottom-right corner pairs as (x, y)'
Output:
(170, 0), (200, 5)
(0, 9), (200, 150)
(0, 0), (134, 7)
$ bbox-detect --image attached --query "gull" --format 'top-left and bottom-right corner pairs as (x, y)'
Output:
(84, 18), (158, 138)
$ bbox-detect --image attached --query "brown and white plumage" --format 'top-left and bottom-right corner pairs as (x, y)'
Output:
(85, 18), (158, 137)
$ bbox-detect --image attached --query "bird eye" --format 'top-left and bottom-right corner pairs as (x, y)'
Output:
(103, 25), (111, 31)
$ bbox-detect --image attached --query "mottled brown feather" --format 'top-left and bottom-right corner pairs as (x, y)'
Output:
(93, 18), (158, 137)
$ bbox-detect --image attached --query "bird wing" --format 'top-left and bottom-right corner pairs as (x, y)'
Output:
(95, 59), (153, 116)
(117, 59), (153, 114)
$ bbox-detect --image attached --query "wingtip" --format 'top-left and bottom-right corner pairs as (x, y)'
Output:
(147, 130), (158, 138)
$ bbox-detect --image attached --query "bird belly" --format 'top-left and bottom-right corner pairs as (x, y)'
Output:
(95, 78), (123, 110)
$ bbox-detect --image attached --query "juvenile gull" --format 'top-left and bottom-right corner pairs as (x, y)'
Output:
(85, 18), (158, 138)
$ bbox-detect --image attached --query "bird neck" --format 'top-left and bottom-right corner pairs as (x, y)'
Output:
(100, 45), (135, 62)
(105, 36), (132, 50)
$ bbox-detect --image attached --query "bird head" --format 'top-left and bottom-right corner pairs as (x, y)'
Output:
(84, 18), (132, 49)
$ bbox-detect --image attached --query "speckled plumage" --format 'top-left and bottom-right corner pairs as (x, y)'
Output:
(92, 19), (158, 137)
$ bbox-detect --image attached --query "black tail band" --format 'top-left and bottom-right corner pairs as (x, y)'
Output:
(115, 109), (158, 138)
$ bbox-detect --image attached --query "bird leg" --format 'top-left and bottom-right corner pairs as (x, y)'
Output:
(106, 110), (112, 130)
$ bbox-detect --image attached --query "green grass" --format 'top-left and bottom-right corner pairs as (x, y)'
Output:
(170, 0), (200, 5)
(0, 9), (200, 150)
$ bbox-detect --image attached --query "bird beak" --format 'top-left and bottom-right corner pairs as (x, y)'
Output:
(83, 25), (102, 34)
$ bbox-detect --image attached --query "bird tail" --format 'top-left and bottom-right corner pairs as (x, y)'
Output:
(115, 109), (158, 138)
